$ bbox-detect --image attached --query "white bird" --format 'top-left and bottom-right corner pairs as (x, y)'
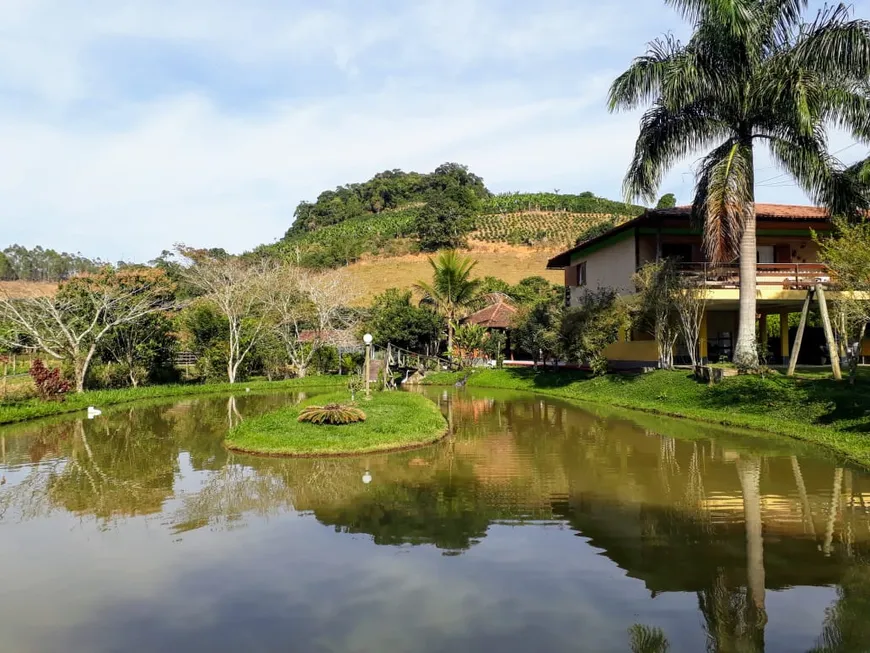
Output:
(245, 388), (250, 392)
(86, 406), (102, 419)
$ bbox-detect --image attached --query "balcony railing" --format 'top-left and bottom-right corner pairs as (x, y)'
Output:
(674, 262), (830, 289)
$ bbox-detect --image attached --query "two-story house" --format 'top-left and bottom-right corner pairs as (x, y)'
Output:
(547, 203), (861, 367)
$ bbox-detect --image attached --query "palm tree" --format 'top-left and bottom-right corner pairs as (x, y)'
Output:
(413, 250), (481, 356)
(609, 1), (870, 369)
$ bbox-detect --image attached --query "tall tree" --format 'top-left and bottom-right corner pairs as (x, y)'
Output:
(413, 250), (481, 356)
(179, 250), (274, 384)
(609, 1), (870, 369)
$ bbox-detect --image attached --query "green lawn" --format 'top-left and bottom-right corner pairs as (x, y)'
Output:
(422, 367), (870, 467)
(0, 376), (348, 425)
(226, 390), (447, 456)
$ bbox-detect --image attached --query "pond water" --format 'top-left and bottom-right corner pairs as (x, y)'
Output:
(1, 388), (869, 652)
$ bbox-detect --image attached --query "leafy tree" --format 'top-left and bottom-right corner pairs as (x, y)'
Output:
(609, 1), (870, 369)
(815, 218), (870, 381)
(363, 289), (443, 353)
(512, 298), (561, 369)
(415, 194), (475, 251)
(510, 276), (562, 306)
(100, 312), (178, 387)
(477, 276), (512, 297)
(413, 250), (481, 356)
(655, 193), (677, 209)
(633, 261), (682, 369)
(560, 288), (629, 375)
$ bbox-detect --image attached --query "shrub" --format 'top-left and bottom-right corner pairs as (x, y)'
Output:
(297, 403), (367, 425)
(29, 359), (71, 401)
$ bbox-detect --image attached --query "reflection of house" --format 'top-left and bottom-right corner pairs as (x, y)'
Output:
(461, 293), (518, 359)
(547, 203), (865, 366)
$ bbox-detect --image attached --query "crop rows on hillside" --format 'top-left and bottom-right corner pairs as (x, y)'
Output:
(472, 211), (630, 247)
(480, 192), (645, 217)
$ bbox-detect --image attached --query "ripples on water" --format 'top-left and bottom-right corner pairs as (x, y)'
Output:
(1, 387), (869, 652)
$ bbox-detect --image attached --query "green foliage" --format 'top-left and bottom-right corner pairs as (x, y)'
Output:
(297, 402), (367, 425)
(479, 192), (644, 216)
(452, 323), (487, 365)
(655, 193), (677, 209)
(414, 251), (482, 351)
(1, 244), (105, 281)
(363, 288), (443, 352)
(512, 298), (562, 367)
(628, 625), (670, 653)
(415, 194), (475, 251)
(179, 302), (240, 382)
(483, 330), (506, 367)
(560, 288), (629, 375)
(288, 162), (489, 235)
(816, 218), (870, 291)
(99, 312), (179, 387)
(255, 209), (418, 270)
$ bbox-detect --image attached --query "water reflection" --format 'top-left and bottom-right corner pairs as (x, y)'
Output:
(1, 388), (869, 651)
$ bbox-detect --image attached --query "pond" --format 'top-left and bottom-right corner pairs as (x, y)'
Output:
(1, 387), (868, 652)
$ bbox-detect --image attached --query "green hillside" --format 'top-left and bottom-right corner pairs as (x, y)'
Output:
(252, 164), (648, 269)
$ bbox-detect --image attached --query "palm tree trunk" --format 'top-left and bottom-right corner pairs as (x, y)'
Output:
(734, 206), (759, 369)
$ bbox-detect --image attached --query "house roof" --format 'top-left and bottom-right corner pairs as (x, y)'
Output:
(547, 203), (830, 269)
(462, 296), (518, 329)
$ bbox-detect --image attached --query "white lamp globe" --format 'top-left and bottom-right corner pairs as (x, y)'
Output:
(363, 333), (373, 345)
(362, 471), (373, 484)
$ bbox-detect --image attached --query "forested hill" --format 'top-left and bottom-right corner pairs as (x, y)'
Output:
(288, 162), (490, 235)
(255, 162), (647, 270)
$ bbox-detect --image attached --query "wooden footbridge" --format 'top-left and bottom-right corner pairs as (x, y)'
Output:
(368, 343), (459, 387)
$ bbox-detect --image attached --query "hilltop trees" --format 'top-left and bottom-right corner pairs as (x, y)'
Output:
(609, 0), (870, 369)
(288, 163), (489, 235)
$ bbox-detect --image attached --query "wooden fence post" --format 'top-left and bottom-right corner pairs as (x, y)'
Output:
(787, 289), (814, 377)
(816, 284), (842, 381)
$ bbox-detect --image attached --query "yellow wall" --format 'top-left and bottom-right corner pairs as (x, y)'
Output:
(603, 340), (660, 362)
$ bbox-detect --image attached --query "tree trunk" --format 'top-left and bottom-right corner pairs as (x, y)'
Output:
(447, 321), (454, 359)
(734, 207), (759, 369)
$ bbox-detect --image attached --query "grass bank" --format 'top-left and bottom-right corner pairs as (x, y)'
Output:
(226, 391), (447, 457)
(0, 376), (347, 426)
(421, 368), (870, 467)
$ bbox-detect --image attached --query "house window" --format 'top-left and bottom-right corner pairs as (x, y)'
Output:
(576, 261), (587, 287)
(756, 246), (775, 264)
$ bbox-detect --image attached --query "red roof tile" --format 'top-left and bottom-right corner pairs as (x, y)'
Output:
(463, 299), (518, 329)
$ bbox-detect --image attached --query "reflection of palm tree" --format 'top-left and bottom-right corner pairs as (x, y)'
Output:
(629, 624), (669, 653)
(737, 456), (766, 649)
(823, 468), (844, 557)
(791, 456), (816, 536)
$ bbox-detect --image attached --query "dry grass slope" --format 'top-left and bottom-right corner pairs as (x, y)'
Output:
(347, 241), (562, 302)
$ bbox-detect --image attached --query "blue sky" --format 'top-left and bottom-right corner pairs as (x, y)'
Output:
(2, 0), (868, 262)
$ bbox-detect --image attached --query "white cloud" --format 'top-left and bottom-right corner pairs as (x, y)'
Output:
(2, 0), (857, 260)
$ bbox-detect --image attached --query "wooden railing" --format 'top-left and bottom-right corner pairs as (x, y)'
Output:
(674, 262), (830, 289)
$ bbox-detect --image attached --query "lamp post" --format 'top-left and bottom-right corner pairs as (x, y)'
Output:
(363, 333), (373, 400)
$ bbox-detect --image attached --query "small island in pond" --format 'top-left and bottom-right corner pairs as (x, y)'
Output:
(225, 391), (448, 457)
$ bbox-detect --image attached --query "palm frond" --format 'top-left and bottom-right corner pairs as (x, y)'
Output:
(608, 35), (685, 111)
(624, 101), (729, 203)
(666, 0), (758, 37)
(760, 0), (807, 50)
(794, 4), (870, 79)
(693, 139), (754, 263)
